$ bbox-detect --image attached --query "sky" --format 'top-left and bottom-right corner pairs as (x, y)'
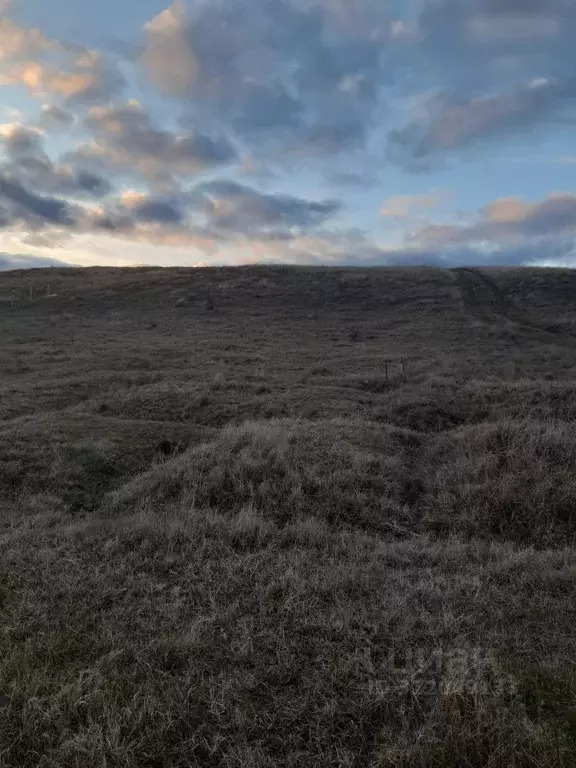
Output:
(0, 0), (575, 269)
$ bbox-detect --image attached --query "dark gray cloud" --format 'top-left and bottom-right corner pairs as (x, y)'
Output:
(39, 105), (75, 130)
(0, 160), (342, 244)
(189, 179), (341, 235)
(518, 194), (576, 236)
(71, 168), (110, 196)
(76, 101), (237, 184)
(142, 0), (391, 154)
(0, 174), (76, 226)
(89, 182), (341, 246)
(96, 194), (185, 228)
(1, 125), (112, 198)
(1, 125), (44, 157)
(132, 198), (184, 224)
(6, 155), (111, 198)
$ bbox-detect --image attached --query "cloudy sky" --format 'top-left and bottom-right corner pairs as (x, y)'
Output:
(0, 0), (575, 269)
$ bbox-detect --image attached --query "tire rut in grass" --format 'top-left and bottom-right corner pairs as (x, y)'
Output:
(452, 268), (576, 351)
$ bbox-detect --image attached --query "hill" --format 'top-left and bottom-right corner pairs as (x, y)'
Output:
(1, 265), (575, 767)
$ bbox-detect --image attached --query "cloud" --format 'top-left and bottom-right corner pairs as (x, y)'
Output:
(138, 1), (576, 170)
(482, 197), (531, 223)
(483, 193), (576, 238)
(93, 190), (186, 230)
(0, 17), (124, 104)
(84, 180), (341, 255)
(20, 158), (112, 198)
(3, 1), (574, 271)
(0, 18), (49, 62)
(334, 242), (572, 268)
(140, 0), (392, 154)
(380, 193), (444, 218)
(0, 123), (44, 157)
(63, 50), (125, 105)
(0, 122), (112, 198)
(0, 173), (77, 227)
(140, 0), (198, 96)
(0, 127), (341, 256)
(0, 53), (124, 104)
(76, 101), (237, 185)
(188, 179), (341, 236)
(0, 172), (571, 269)
(388, 77), (576, 165)
(407, 192), (576, 254)
(216, 225), (566, 268)
(121, 192), (184, 224)
(39, 105), (75, 130)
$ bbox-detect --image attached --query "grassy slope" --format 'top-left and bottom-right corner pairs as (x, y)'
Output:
(1, 265), (576, 767)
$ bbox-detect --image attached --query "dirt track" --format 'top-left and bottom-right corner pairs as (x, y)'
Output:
(451, 267), (576, 351)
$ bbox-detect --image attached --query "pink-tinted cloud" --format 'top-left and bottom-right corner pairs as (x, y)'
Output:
(410, 192), (576, 248)
(380, 192), (445, 218)
(0, 17), (123, 103)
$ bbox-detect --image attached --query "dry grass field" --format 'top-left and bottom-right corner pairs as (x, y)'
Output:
(0, 265), (575, 767)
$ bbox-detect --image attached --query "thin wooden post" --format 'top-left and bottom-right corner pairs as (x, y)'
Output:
(384, 360), (389, 383)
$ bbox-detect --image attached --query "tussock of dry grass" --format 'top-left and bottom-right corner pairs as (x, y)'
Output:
(424, 420), (576, 545)
(109, 419), (419, 533)
(1, 266), (576, 767)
